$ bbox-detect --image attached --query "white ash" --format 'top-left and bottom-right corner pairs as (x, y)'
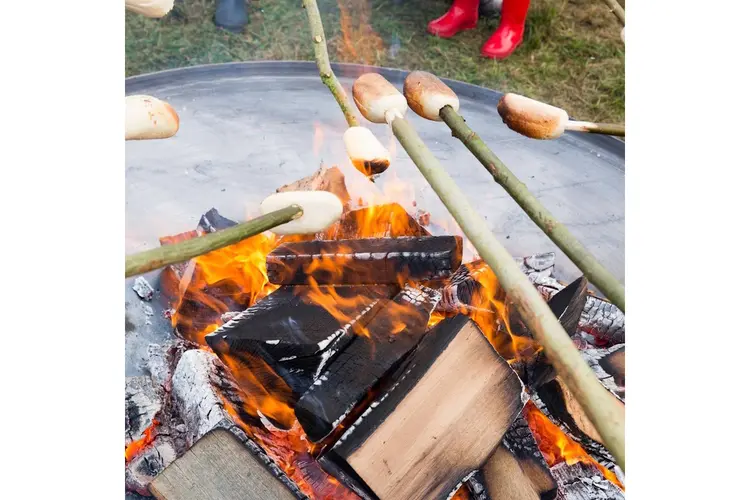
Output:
(550, 462), (624, 500)
(580, 345), (624, 402)
(125, 376), (163, 445)
(171, 349), (235, 447)
(220, 311), (241, 323)
(132, 277), (155, 301)
(125, 437), (177, 496)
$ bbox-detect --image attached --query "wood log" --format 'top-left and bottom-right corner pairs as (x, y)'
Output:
(550, 462), (625, 500)
(320, 315), (525, 500)
(266, 236), (462, 286)
(206, 285), (393, 398)
(149, 428), (298, 500)
(482, 415), (558, 500)
(295, 284), (442, 442)
(277, 164), (352, 207)
(321, 203), (431, 240)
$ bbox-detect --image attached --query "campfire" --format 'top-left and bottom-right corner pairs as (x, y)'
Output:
(125, 161), (625, 500)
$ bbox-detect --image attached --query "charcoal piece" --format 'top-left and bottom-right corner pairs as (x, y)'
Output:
(320, 315), (524, 500)
(206, 285), (394, 398)
(294, 284), (442, 443)
(550, 462), (624, 500)
(322, 203), (431, 240)
(199, 207), (238, 233)
(267, 236), (462, 286)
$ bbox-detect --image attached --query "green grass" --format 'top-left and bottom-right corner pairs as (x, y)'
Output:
(126, 0), (624, 122)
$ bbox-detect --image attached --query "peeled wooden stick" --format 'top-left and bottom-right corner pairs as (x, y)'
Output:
(125, 191), (342, 277)
(301, 0), (390, 177)
(352, 73), (625, 471)
(403, 71), (624, 312)
(125, 0), (174, 18)
(497, 93), (624, 139)
(125, 95), (180, 141)
(602, 0), (626, 26)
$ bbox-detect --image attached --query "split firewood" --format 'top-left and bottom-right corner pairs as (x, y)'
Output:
(125, 95), (180, 140)
(403, 70), (624, 312)
(149, 428), (298, 500)
(482, 415), (557, 500)
(125, 0), (174, 18)
(497, 93), (625, 139)
(550, 461), (625, 500)
(295, 284), (442, 442)
(320, 315), (525, 500)
(277, 164), (352, 207)
(206, 285), (393, 398)
(266, 236), (462, 286)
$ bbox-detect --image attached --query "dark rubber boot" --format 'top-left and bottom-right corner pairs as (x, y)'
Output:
(215, 0), (248, 33)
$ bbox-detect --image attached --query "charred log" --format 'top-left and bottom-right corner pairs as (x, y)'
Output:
(550, 462), (625, 500)
(530, 394), (621, 479)
(206, 285), (393, 398)
(295, 284), (442, 442)
(321, 315), (525, 500)
(198, 207), (237, 233)
(266, 236), (462, 286)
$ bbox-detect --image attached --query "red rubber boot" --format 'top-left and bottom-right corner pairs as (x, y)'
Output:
(427, 0), (480, 38)
(481, 0), (531, 59)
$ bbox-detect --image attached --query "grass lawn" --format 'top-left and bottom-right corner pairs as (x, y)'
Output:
(125, 0), (624, 122)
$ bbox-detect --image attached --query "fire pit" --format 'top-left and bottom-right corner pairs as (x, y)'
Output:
(125, 62), (625, 500)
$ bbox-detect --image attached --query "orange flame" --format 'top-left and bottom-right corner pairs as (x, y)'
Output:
(125, 418), (159, 463)
(337, 0), (385, 65)
(525, 403), (624, 490)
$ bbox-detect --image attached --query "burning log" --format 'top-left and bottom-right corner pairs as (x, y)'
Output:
(295, 284), (442, 442)
(482, 415), (557, 500)
(277, 164), (351, 207)
(206, 285), (393, 398)
(126, 376), (164, 449)
(320, 315), (525, 500)
(149, 428), (298, 500)
(550, 462), (625, 500)
(266, 236), (462, 286)
(530, 394), (621, 478)
(323, 203), (431, 239)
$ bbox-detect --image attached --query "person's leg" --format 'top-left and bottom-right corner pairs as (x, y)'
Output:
(427, 0), (480, 38)
(480, 0), (530, 59)
(215, 0), (248, 33)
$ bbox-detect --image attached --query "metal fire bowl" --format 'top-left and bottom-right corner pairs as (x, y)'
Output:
(125, 62), (624, 372)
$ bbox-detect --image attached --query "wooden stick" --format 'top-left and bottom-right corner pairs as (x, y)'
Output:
(301, 0), (359, 127)
(125, 206), (302, 278)
(352, 73), (625, 471)
(566, 120), (625, 137)
(439, 106), (625, 312)
(602, 0), (626, 26)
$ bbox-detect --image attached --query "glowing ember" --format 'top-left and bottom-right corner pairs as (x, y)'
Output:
(525, 402), (624, 490)
(125, 418), (159, 463)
